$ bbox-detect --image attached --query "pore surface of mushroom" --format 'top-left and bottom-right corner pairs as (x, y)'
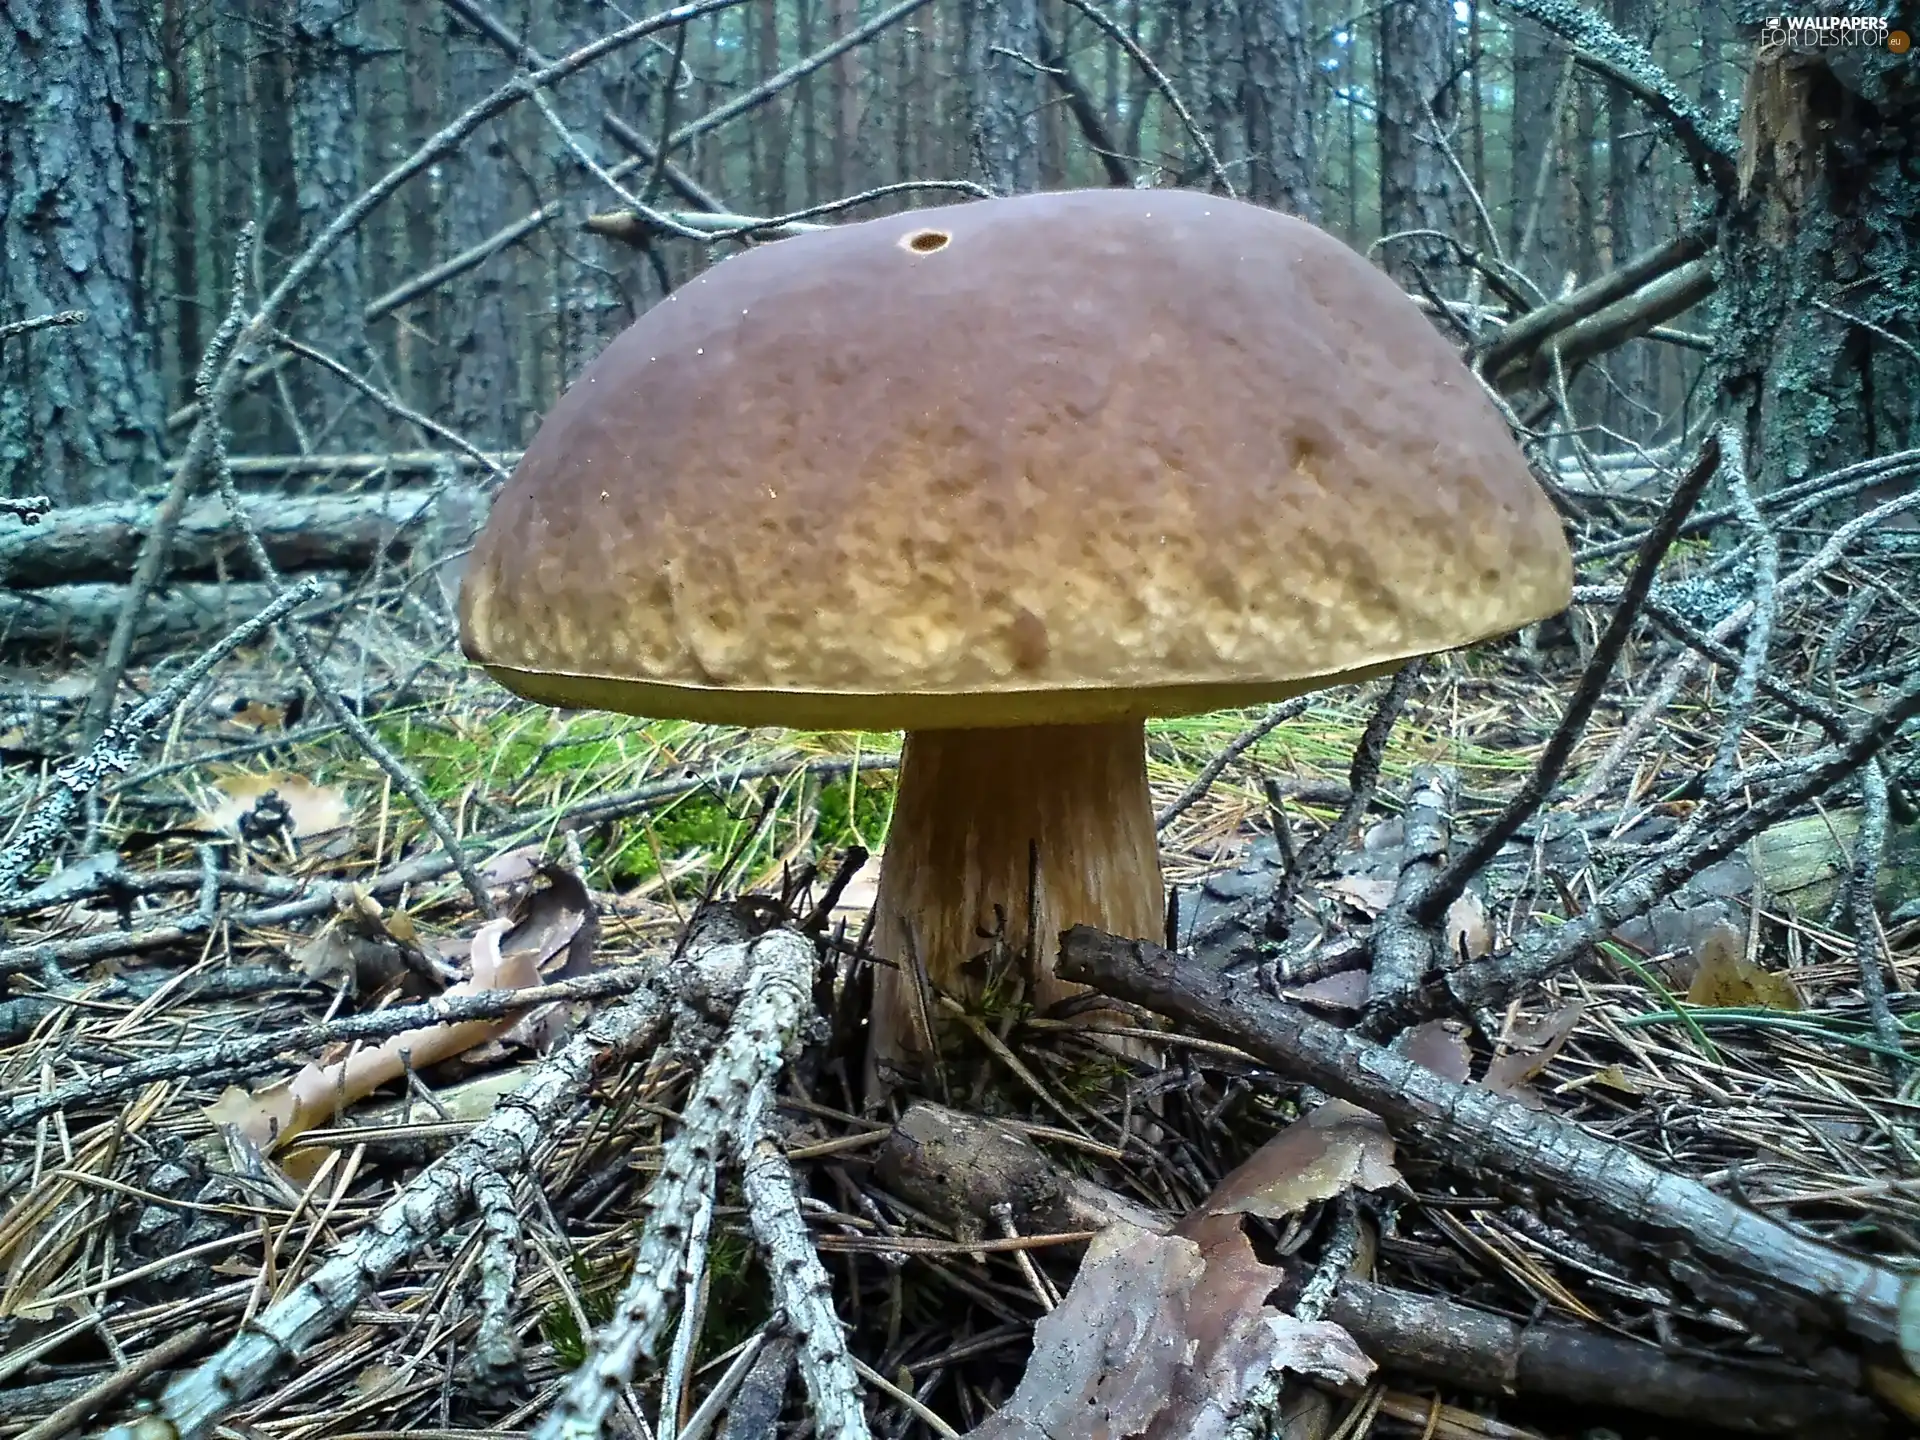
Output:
(458, 187), (1574, 1090)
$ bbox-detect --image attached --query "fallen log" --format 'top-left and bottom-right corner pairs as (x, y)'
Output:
(0, 579), (345, 651)
(0, 484), (484, 590)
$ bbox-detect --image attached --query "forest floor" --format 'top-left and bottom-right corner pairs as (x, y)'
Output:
(0, 549), (1917, 1440)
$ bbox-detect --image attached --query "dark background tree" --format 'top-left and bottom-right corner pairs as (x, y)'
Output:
(0, 0), (163, 505)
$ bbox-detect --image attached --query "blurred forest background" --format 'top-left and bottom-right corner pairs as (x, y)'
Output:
(0, 2), (1836, 493)
(0, 0), (1914, 628)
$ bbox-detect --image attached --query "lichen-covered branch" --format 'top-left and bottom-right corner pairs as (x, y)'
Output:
(1058, 925), (1911, 1351)
(736, 1081), (871, 1440)
(1491, 0), (1737, 189)
(96, 978), (672, 1440)
(532, 930), (814, 1440)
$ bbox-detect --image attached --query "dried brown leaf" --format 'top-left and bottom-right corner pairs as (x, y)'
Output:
(482, 844), (544, 889)
(506, 865), (598, 982)
(1586, 1065), (1644, 1096)
(1323, 874), (1396, 915)
(1398, 1020), (1472, 1085)
(290, 925), (404, 993)
(1284, 969), (1371, 1011)
(1687, 921), (1801, 1011)
(1197, 1101), (1401, 1223)
(968, 1220), (1373, 1440)
(1484, 1002), (1586, 1094)
(1444, 890), (1492, 962)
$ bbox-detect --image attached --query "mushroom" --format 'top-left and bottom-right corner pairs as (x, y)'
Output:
(458, 188), (1573, 1090)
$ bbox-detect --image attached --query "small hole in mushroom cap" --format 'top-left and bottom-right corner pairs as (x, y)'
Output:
(902, 228), (952, 254)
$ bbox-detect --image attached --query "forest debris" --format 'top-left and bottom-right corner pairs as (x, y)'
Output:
(911, 1101), (1388, 1437)
(0, 581), (322, 898)
(736, 1090), (870, 1440)
(9, 1322), (210, 1440)
(1059, 925), (1911, 1353)
(203, 864), (595, 1153)
(102, 951), (680, 1440)
(1686, 921), (1800, 1010)
(529, 932), (817, 1440)
(967, 1218), (1374, 1440)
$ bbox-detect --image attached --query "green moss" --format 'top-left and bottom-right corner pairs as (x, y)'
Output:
(698, 1229), (766, 1359)
(539, 1248), (629, 1369)
(371, 708), (647, 806)
(814, 768), (897, 851)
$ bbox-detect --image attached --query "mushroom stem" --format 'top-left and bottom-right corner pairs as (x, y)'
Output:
(866, 721), (1166, 1083)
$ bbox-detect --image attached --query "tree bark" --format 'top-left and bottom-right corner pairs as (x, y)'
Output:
(968, 0), (1042, 193)
(1201, 0), (1244, 191)
(442, 6), (520, 452)
(1241, 0), (1318, 218)
(1716, 32), (1919, 496)
(157, 0), (201, 411)
(1376, 0), (1457, 288)
(0, 0), (162, 505)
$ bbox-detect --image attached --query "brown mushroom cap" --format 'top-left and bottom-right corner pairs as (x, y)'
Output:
(460, 188), (1571, 730)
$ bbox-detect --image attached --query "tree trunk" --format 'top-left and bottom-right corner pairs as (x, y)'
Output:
(1467, 0), (1484, 208)
(442, 7), (519, 451)
(799, 0), (820, 205)
(1716, 37), (1920, 495)
(1343, 23), (1359, 239)
(0, 0), (162, 506)
(829, 0), (858, 197)
(1241, 0), (1318, 218)
(1201, 0), (1244, 193)
(1376, 0), (1457, 288)
(757, 2), (788, 212)
(553, 0), (628, 384)
(157, 0), (200, 413)
(967, 0), (1041, 193)
(1510, 19), (1565, 286)
(288, 0), (375, 447)
(1174, 0), (1208, 183)
(1606, 0), (1659, 439)
(1574, 69), (1598, 280)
